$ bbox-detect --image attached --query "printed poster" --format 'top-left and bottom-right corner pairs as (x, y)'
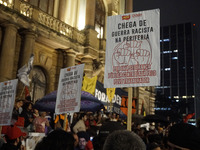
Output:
(0, 79), (18, 125)
(55, 64), (85, 114)
(104, 9), (160, 88)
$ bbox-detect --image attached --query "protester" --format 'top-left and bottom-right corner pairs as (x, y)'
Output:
(168, 123), (200, 150)
(71, 113), (79, 131)
(110, 112), (117, 122)
(20, 102), (34, 131)
(85, 113), (96, 129)
(12, 99), (24, 121)
(96, 114), (103, 126)
(1, 125), (27, 150)
(73, 113), (87, 133)
(33, 111), (50, 133)
(33, 108), (39, 118)
(148, 142), (161, 150)
(34, 129), (75, 150)
(76, 131), (93, 150)
(103, 130), (146, 150)
(93, 121), (125, 150)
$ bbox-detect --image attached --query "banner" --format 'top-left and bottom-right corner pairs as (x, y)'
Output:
(82, 75), (97, 95)
(0, 79), (18, 125)
(106, 88), (116, 102)
(17, 54), (34, 87)
(104, 9), (160, 88)
(95, 81), (128, 116)
(55, 64), (84, 114)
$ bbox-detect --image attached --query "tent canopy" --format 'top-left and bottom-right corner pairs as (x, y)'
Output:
(34, 91), (105, 113)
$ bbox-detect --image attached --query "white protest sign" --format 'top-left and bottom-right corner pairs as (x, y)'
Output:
(55, 64), (85, 114)
(0, 79), (18, 125)
(104, 9), (160, 88)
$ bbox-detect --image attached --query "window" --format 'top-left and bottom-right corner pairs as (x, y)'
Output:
(95, 0), (105, 39)
(24, 0), (54, 15)
(165, 68), (171, 71)
(172, 57), (178, 60)
(31, 67), (47, 103)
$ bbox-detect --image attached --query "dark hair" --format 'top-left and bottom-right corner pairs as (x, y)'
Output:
(77, 131), (89, 141)
(22, 102), (33, 110)
(103, 130), (146, 150)
(34, 129), (75, 150)
(25, 95), (31, 101)
(148, 142), (160, 150)
(79, 113), (86, 120)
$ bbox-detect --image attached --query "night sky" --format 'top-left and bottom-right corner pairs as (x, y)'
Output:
(133, 0), (200, 26)
(133, 0), (200, 118)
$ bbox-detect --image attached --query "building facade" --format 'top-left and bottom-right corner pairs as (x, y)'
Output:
(155, 23), (195, 121)
(0, 0), (155, 115)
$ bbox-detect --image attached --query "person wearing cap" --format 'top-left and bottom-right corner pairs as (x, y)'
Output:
(1, 125), (27, 150)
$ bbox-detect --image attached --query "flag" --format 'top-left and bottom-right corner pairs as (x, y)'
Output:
(183, 113), (195, 123)
(17, 54), (34, 86)
(82, 76), (97, 95)
(25, 86), (30, 98)
(106, 88), (115, 102)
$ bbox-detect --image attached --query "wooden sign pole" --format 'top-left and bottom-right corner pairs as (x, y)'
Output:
(127, 87), (133, 131)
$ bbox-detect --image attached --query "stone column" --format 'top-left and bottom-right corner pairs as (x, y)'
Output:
(64, 49), (76, 67)
(58, 0), (67, 22)
(125, 0), (133, 13)
(19, 31), (36, 67)
(85, 0), (95, 29)
(81, 55), (93, 78)
(0, 24), (18, 82)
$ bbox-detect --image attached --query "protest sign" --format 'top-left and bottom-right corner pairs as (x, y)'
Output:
(0, 79), (18, 125)
(104, 9), (160, 88)
(55, 64), (84, 114)
(26, 132), (45, 150)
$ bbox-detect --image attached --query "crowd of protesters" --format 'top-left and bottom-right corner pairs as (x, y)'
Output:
(1, 97), (200, 150)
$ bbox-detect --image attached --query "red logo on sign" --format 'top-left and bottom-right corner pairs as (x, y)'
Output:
(122, 15), (130, 20)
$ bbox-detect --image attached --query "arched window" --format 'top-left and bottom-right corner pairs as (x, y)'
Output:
(24, 0), (54, 15)
(95, 0), (105, 39)
(31, 66), (47, 103)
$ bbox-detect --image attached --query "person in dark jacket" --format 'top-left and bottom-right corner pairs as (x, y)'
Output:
(20, 102), (34, 130)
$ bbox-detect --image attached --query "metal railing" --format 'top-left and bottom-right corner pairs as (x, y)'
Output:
(0, 0), (85, 45)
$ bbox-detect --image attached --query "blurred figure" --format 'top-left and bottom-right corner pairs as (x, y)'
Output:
(96, 114), (103, 126)
(85, 114), (96, 129)
(1, 125), (27, 150)
(12, 99), (24, 121)
(148, 142), (161, 150)
(110, 112), (117, 122)
(33, 111), (50, 133)
(93, 121), (125, 150)
(20, 102), (34, 131)
(168, 123), (200, 150)
(71, 113), (79, 131)
(33, 108), (39, 118)
(103, 130), (146, 150)
(34, 129), (75, 150)
(76, 131), (93, 150)
(73, 113), (87, 134)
